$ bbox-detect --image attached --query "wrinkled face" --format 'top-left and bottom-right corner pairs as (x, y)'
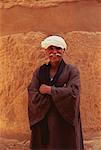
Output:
(45, 46), (64, 63)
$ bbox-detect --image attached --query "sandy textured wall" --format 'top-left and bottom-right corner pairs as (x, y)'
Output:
(0, 0), (82, 8)
(0, 0), (101, 36)
(0, 0), (101, 9)
(0, 32), (45, 139)
(0, 31), (101, 140)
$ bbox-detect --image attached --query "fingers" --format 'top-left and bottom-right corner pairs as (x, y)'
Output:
(39, 84), (51, 95)
(39, 84), (47, 94)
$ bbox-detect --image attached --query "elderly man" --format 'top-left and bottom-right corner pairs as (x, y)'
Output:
(27, 35), (84, 150)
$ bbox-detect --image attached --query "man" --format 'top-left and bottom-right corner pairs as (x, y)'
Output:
(27, 35), (84, 149)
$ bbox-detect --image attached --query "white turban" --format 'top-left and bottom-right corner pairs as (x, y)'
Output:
(41, 35), (67, 49)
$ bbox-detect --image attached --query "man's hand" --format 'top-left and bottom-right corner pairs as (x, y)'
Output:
(39, 84), (51, 95)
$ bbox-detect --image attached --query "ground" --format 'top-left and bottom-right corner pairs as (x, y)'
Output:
(0, 136), (101, 150)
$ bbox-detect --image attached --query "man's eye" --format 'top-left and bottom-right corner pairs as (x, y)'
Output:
(47, 46), (62, 51)
(56, 47), (62, 50)
(50, 47), (54, 50)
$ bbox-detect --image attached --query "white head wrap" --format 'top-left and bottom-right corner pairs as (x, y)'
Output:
(41, 35), (67, 49)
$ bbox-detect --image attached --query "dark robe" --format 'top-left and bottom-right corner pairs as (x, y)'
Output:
(27, 59), (84, 150)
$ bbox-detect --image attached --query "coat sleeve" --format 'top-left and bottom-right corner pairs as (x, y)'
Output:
(51, 66), (80, 125)
(27, 68), (51, 128)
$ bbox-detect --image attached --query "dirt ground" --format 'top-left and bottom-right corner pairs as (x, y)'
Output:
(0, 136), (101, 150)
(0, 137), (30, 150)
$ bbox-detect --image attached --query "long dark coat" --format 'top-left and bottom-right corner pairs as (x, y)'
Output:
(27, 60), (84, 150)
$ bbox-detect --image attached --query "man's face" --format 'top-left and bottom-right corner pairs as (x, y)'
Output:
(45, 46), (64, 63)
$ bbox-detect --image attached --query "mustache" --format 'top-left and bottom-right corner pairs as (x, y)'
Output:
(49, 53), (62, 57)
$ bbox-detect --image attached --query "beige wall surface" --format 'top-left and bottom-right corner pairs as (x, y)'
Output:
(0, 0), (97, 8)
(0, 0), (101, 36)
(0, 0), (101, 143)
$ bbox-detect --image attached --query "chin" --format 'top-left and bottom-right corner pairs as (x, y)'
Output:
(50, 58), (62, 64)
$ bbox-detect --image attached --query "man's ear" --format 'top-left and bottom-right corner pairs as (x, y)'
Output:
(45, 49), (48, 54)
